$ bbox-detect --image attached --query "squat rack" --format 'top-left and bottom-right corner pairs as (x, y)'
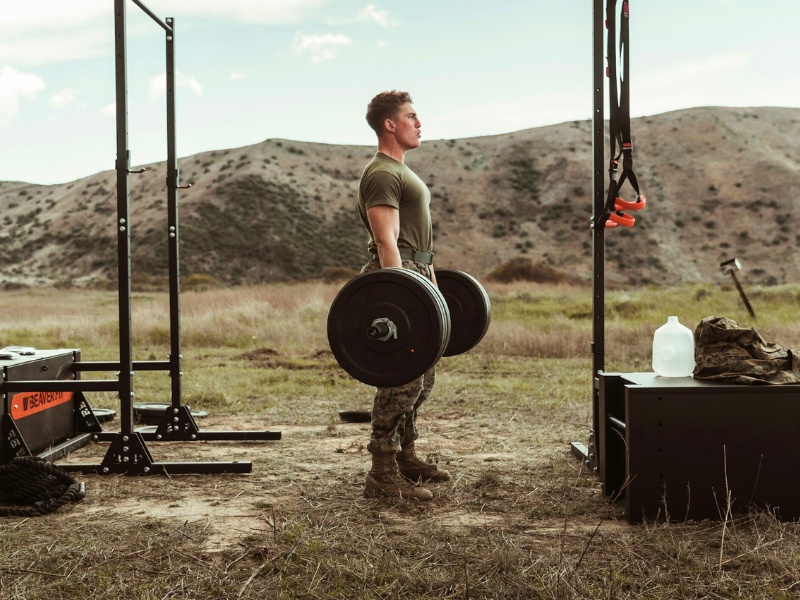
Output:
(2, 0), (280, 475)
(571, 0), (645, 471)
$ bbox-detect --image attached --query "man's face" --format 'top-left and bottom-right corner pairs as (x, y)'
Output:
(389, 102), (421, 150)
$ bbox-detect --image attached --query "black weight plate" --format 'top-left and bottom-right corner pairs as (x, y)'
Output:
(437, 270), (491, 357)
(92, 408), (116, 423)
(327, 268), (449, 387)
(338, 410), (372, 423)
(432, 276), (452, 362)
(133, 402), (176, 417)
(132, 402), (208, 425)
(135, 425), (158, 434)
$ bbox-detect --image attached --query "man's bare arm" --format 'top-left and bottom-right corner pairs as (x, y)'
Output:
(366, 205), (402, 268)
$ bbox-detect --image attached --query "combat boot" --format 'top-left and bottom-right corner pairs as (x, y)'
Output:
(364, 452), (433, 501)
(397, 442), (451, 483)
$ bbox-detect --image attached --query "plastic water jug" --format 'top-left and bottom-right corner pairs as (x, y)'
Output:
(652, 316), (695, 377)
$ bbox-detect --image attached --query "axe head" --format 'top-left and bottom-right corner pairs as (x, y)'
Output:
(720, 257), (741, 275)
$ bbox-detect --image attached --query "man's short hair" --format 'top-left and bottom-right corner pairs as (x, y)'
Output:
(366, 90), (413, 134)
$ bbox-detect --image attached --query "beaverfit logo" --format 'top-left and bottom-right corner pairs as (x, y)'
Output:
(23, 391), (66, 411)
(11, 388), (73, 420)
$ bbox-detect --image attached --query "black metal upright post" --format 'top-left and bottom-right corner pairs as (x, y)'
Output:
(164, 17), (183, 406)
(590, 0), (606, 471)
(571, 0), (606, 470)
(6, 0), (280, 476)
(114, 0), (135, 435)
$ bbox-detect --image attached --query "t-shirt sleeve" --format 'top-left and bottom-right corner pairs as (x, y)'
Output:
(362, 169), (402, 210)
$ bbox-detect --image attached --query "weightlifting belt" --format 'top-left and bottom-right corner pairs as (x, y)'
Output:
(371, 247), (434, 265)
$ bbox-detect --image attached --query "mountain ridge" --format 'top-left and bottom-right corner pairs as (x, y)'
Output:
(1, 105), (797, 289)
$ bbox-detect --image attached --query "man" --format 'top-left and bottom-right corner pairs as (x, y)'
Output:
(357, 90), (450, 501)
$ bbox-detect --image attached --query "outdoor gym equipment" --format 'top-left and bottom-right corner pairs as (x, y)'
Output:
(571, 0), (649, 470)
(327, 269), (491, 387)
(0, 0), (280, 476)
(576, 0), (800, 523)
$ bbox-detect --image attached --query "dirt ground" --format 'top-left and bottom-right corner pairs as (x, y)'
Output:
(16, 386), (800, 599)
(57, 409), (624, 554)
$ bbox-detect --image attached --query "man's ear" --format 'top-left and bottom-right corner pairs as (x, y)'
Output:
(384, 118), (396, 133)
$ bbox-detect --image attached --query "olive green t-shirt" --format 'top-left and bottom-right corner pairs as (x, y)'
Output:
(357, 153), (432, 254)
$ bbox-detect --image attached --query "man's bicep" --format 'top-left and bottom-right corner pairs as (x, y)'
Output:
(362, 171), (401, 210)
(366, 205), (400, 243)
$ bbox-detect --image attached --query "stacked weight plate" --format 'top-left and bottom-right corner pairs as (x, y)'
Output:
(436, 269), (492, 357)
(327, 268), (450, 388)
(328, 268), (492, 388)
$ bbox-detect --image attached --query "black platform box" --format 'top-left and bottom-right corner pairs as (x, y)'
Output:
(598, 372), (800, 522)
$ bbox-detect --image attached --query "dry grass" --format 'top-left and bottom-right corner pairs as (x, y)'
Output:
(1, 282), (800, 598)
(2, 280), (796, 364)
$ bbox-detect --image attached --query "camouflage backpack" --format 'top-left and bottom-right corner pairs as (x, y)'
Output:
(693, 316), (800, 385)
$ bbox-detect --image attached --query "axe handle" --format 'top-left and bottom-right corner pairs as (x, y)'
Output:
(729, 272), (756, 319)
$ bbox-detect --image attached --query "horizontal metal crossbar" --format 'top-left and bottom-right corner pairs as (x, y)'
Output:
(89, 430), (282, 442)
(60, 461), (253, 475)
(1, 380), (120, 393)
(73, 360), (171, 372)
(142, 430), (282, 442)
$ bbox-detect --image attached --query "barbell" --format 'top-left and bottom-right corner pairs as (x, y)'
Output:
(327, 268), (491, 387)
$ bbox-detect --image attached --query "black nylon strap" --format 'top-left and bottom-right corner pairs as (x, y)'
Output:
(618, 0), (632, 160)
(604, 0), (621, 220)
(607, 0), (620, 163)
(604, 0), (642, 226)
(615, 0), (638, 194)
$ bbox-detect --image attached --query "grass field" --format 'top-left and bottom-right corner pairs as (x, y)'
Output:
(1, 281), (799, 599)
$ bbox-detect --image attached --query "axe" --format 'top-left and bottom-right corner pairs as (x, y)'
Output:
(720, 258), (756, 319)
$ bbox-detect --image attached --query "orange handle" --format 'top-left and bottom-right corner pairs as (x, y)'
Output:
(607, 211), (635, 227)
(614, 193), (646, 212)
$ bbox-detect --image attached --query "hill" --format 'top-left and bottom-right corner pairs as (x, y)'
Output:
(0, 106), (797, 288)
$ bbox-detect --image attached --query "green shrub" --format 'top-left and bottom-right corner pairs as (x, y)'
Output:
(321, 266), (358, 284)
(487, 257), (578, 284)
(491, 223), (507, 238)
(183, 273), (223, 291)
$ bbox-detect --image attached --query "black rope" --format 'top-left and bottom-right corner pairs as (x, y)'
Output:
(0, 457), (85, 517)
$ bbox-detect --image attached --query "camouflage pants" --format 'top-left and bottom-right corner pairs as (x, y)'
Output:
(361, 257), (436, 455)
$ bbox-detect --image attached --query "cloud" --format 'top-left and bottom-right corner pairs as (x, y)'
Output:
(101, 103), (116, 117)
(0, 2), (111, 67)
(643, 52), (751, 85)
(50, 88), (81, 110)
(428, 88), (591, 139)
(0, 2), (107, 33)
(146, 0), (328, 24)
(1, 0), (326, 29)
(148, 71), (204, 101)
(633, 52), (754, 115)
(358, 4), (398, 28)
(0, 67), (45, 126)
(291, 32), (352, 63)
(230, 72), (247, 81)
(0, 1), (328, 67)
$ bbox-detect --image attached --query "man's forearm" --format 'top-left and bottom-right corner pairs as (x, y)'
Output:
(375, 241), (402, 268)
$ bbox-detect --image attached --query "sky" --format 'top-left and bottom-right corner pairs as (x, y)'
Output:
(1, 0), (799, 185)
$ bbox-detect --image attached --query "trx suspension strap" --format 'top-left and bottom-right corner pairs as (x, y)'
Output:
(603, 0), (646, 228)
